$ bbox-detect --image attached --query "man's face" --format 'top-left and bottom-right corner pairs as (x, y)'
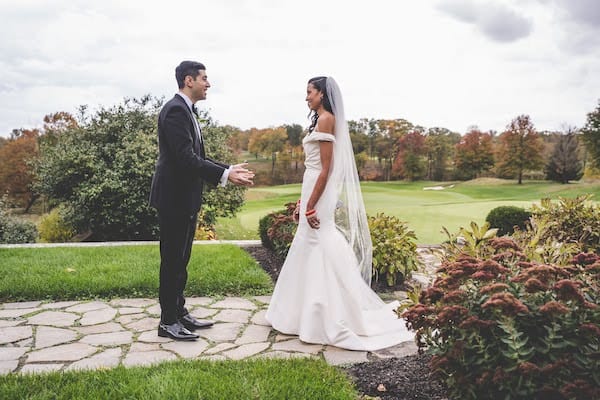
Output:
(188, 69), (210, 101)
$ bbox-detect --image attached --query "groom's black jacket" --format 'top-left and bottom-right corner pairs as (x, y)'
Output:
(149, 94), (227, 215)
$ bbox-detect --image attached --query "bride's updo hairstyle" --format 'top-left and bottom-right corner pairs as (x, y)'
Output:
(308, 76), (333, 133)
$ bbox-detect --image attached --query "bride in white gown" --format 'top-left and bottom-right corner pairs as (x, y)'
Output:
(265, 76), (414, 351)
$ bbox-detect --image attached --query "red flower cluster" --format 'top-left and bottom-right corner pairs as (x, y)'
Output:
(524, 277), (548, 293)
(554, 279), (584, 303)
(489, 237), (521, 251)
(459, 316), (495, 330)
(571, 252), (600, 266)
(539, 300), (569, 316)
(482, 292), (529, 315)
(479, 283), (510, 295)
(579, 323), (600, 337)
(435, 305), (470, 325)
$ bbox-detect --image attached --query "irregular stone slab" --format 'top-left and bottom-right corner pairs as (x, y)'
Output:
(130, 342), (160, 352)
(117, 307), (143, 315)
(323, 347), (368, 365)
(41, 301), (81, 309)
(27, 343), (97, 362)
(213, 309), (251, 324)
(66, 301), (110, 313)
(196, 323), (243, 343)
(235, 324), (271, 345)
(0, 320), (23, 328)
(0, 360), (19, 375)
(162, 338), (209, 358)
(189, 307), (217, 319)
(204, 342), (237, 355)
(125, 317), (160, 332)
(3, 301), (41, 309)
(211, 297), (256, 310)
(123, 350), (176, 367)
(252, 296), (271, 305)
(272, 339), (322, 354)
(80, 331), (133, 346)
(255, 351), (313, 360)
(223, 342), (270, 360)
(16, 338), (33, 347)
(137, 330), (171, 343)
(66, 348), (121, 371)
(27, 311), (78, 327)
(0, 308), (39, 318)
(116, 313), (146, 325)
(372, 340), (418, 359)
(0, 347), (29, 360)
(20, 363), (63, 373)
(185, 297), (213, 306)
(35, 326), (77, 349)
(109, 298), (155, 308)
(75, 322), (124, 335)
(275, 333), (296, 342)
(145, 304), (161, 316)
(79, 308), (117, 326)
(198, 355), (226, 361)
(251, 310), (270, 326)
(0, 326), (32, 344)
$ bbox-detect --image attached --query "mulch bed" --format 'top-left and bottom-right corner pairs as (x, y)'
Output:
(243, 244), (449, 400)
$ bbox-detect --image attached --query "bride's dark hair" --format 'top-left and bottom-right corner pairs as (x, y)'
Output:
(307, 76), (333, 133)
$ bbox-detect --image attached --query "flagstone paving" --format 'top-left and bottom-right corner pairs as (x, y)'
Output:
(0, 246), (440, 374)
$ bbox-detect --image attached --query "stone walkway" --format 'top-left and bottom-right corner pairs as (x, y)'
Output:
(0, 245), (441, 375)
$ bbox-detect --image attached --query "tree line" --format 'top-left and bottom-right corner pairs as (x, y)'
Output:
(0, 96), (599, 240)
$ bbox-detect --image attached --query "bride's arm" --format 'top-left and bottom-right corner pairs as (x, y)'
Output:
(305, 114), (335, 214)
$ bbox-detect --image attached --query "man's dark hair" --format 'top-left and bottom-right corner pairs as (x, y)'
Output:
(175, 61), (206, 89)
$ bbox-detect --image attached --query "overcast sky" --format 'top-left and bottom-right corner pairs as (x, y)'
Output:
(1, 0), (599, 137)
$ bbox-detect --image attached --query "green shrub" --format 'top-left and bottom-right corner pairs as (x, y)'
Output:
(531, 195), (600, 253)
(403, 226), (600, 399)
(0, 197), (38, 244)
(258, 203), (297, 259)
(368, 213), (419, 286)
(38, 207), (75, 243)
(485, 205), (531, 236)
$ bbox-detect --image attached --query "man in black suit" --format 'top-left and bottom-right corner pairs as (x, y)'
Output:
(150, 61), (254, 340)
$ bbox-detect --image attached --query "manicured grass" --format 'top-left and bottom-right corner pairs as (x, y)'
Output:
(0, 358), (358, 400)
(0, 244), (272, 302)
(216, 179), (600, 244)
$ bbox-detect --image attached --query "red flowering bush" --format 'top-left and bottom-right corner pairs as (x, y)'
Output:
(403, 236), (600, 400)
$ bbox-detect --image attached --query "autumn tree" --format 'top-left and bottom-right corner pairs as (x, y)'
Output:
(426, 127), (460, 181)
(546, 129), (583, 183)
(582, 99), (600, 169)
(454, 128), (495, 180)
(496, 115), (544, 184)
(392, 131), (427, 180)
(0, 129), (40, 210)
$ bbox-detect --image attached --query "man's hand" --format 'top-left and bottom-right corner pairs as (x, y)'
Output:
(228, 163), (255, 186)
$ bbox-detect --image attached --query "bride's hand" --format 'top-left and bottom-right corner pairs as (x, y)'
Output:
(293, 201), (300, 224)
(305, 209), (320, 229)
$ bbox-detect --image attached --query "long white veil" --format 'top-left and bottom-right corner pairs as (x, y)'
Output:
(326, 77), (373, 285)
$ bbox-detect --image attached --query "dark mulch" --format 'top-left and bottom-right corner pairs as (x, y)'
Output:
(243, 244), (449, 400)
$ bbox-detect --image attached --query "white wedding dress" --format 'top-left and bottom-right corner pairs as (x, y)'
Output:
(265, 131), (415, 351)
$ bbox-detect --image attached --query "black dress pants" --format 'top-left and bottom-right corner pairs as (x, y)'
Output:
(158, 212), (198, 324)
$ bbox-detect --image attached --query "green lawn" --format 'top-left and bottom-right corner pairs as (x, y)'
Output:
(0, 244), (272, 301)
(0, 358), (357, 400)
(216, 179), (600, 244)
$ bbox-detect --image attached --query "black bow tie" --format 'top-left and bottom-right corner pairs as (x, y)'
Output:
(192, 104), (199, 117)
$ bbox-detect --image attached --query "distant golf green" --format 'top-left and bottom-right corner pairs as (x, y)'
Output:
(215, 179), (600, 244)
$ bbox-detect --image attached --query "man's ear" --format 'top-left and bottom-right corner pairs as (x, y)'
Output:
(184, 75), (193, 87)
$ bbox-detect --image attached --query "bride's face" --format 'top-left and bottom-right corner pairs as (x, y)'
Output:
(305, 83), (322, 111)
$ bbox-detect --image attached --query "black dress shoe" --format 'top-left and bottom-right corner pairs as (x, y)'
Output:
(158, 321), (199, 341)
(179, 314), (215, 331)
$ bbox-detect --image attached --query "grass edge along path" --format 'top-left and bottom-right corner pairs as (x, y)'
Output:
(0, 358), (358, 400)
(0, 244), (273, 302)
